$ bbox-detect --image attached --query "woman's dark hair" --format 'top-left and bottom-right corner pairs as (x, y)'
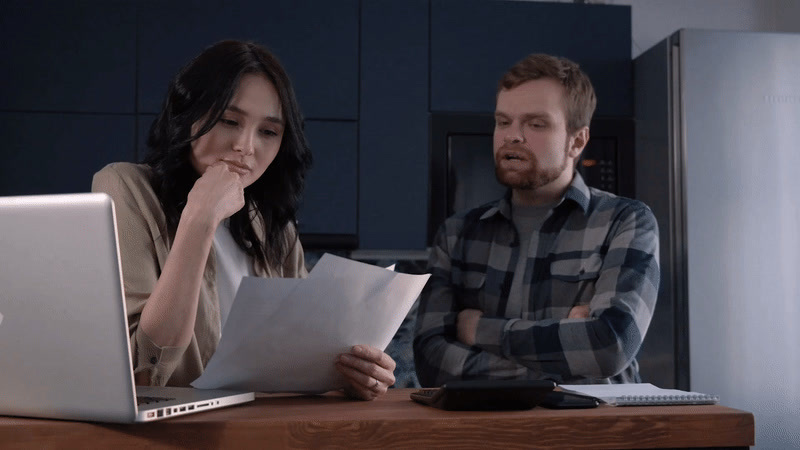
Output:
(144, 40), (312, 268)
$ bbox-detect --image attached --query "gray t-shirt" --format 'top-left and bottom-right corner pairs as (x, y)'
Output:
(507, 202), (556, 318)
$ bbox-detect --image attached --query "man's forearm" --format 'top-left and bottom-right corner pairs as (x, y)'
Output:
(469, 311), (639, 379)
(413, 327), (529, 386)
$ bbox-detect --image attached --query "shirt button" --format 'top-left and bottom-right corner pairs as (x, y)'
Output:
(150, 356), (158, 365)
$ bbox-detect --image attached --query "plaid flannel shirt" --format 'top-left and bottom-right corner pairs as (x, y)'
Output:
(414, 174), (660, 386)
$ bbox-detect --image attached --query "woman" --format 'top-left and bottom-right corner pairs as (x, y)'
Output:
(92, 40), (395, 400)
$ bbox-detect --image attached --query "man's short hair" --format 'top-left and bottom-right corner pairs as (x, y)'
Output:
(497, 54), (597, 135)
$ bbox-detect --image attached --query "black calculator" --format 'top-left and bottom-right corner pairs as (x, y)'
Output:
(410, 379), (556, 411)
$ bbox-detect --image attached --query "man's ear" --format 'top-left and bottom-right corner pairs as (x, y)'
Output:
(568, 126), (590, 159)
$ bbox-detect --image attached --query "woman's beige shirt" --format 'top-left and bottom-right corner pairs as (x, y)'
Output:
(92, 162), (307, 386)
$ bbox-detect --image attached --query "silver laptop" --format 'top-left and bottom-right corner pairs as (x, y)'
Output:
(0, 193), (254, 423)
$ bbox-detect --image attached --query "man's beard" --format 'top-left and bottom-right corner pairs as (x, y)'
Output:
(495, 142), (570, 190)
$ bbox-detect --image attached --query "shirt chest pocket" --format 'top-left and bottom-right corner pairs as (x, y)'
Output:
(456, 270), (492, 311)
(548, 253), (603, 306)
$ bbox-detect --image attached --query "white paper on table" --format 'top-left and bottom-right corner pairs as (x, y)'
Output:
(191, 253), (429, 394)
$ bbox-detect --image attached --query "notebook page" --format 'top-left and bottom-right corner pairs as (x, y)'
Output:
(559, 383), (719, 406)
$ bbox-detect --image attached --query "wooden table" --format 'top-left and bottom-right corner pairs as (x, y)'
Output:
(1, 389), (754, 449)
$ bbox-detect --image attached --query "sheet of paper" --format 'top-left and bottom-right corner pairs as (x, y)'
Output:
(192, 253), (429, 394)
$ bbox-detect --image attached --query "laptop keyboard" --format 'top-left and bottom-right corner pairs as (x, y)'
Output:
(136, 396), (175, 406)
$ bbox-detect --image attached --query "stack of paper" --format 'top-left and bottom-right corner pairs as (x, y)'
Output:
(191, 253), (429, 394)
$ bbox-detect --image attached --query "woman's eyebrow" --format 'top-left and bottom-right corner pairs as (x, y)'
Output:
(226, 105), (284, 125)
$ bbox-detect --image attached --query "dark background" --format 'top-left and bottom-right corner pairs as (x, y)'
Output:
(0, 0), (632, 251)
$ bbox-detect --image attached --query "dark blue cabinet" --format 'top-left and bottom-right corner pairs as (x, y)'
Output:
(137, 0), (359, 120)
(0, 113), (135, 195)
(0, 0), (136, 113)
(430, 0), (632, 117)
(298, 120), (358, 236)
(359, 0), (430, 249)
(0, 0), (632, 250)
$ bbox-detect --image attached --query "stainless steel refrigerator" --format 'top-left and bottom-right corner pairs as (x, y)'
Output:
(634, 29), (800, 449)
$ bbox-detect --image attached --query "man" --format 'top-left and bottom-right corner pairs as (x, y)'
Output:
(414, 54), (659, 386)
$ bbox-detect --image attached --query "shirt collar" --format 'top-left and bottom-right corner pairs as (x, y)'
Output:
(479, 189), (513, 221)
(563, 171), (591, 215)
(479, 172), (592, 221)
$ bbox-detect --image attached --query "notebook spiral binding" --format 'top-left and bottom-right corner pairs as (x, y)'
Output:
(614, 394), (720, 406)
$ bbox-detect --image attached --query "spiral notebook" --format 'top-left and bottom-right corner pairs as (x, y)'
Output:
(559, 383), (720, 406)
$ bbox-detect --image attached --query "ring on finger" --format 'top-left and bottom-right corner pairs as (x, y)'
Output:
(371, 378), (380, 390)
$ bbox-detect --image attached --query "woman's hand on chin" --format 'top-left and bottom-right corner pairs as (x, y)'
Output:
(184, 162), (245, 226)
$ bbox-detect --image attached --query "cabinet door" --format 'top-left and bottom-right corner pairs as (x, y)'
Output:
(298, 120), (358, 240)
(359, 0), (429, 250)
(0, 0), (136, 113)
(137, 0), (359, 120)
(0, 113), (135, 195)
(430, 0), (631, 117)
